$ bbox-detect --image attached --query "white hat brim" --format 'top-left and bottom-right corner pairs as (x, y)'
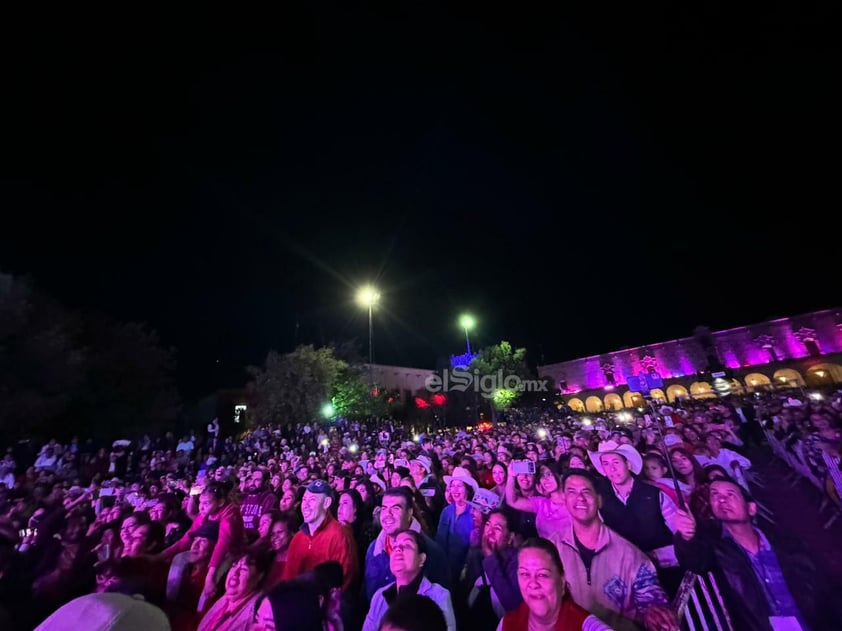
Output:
(588, 445), (643, 476)
(443, 474), (479, 493)
(410, 459), (430, 473)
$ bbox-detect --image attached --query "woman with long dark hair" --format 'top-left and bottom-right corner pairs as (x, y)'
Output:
(667, 446), (706, 500)
(336, 489), (375, 585)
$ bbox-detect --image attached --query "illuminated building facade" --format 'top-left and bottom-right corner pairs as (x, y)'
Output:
(537, 309), (842, 412)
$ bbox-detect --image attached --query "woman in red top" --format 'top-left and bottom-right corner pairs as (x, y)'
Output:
(159, 482), (245, 606)
(499, 538), (611, 631)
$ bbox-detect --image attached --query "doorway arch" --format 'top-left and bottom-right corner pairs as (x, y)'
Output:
(623, 391), (645, 408)
(772, 368), (805, 388)
(567, 398), (585, 412)
(604, 393), (623, 410)
(666, 384), (689, 402)
(690, 382), (716, 399)
(585, 396), (604, 413)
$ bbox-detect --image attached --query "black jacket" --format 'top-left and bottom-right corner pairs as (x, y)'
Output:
(675, 520), (842, 631)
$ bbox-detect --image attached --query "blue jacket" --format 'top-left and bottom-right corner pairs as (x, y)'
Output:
(363, 521), (451, 599)
(435, 503), (474, 581)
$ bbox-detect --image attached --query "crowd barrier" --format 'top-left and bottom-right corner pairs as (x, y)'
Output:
(765, 430), (842, 528)
(673, 570), (734, 631)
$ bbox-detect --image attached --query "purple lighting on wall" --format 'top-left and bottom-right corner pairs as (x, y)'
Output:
(722, 349), (740, 369)
(584, 358), (604, 389)
(744, 346), (768, 366)
(782, 328), (805, 359)
(679, 354), (695, 376)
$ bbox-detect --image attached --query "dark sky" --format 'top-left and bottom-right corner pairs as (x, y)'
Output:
(2, 4), (839, 397)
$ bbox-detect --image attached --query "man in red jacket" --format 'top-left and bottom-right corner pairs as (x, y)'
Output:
(282, 479), (358, 591)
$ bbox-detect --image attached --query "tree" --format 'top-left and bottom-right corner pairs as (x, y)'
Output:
(331, 365), (373, 418)
(247, 345), (347, 425)
(0, 274), (84, 437)
(75, 316), (180, 437)
(248, 343), (400, 423)
(470, 340), (534, 419)
(0, 273), (180, 440)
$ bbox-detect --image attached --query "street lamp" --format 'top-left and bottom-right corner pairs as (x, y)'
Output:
(459, 313), (476, 355)
(357, 285), (380, 385)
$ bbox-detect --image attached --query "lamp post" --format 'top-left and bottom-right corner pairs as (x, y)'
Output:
(459, 313), (476, 355)
(356, 285), (380, 386)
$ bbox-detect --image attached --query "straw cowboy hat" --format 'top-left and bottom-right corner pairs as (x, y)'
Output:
(588, 440), (644, 476)
(443, 466), (479, 493)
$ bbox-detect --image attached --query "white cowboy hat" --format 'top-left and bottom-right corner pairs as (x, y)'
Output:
(410, 455), (432, 473)
(369, 474), (387, 492)
(588, 440), (643, 476)
(443, 466), (479, 493)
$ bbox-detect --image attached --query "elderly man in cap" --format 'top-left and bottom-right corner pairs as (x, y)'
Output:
(589, 440), (693, 597)
(282, 479), (358, 591)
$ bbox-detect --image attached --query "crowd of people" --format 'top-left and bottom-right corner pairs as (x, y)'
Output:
(1, 387), (841, 630)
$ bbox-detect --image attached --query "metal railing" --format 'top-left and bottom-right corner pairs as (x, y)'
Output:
(673, 570), (734, 631)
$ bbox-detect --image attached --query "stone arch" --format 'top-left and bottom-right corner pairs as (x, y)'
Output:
(604, 393), (624, 410)
(805, 362), (842, 386)
(666, 384), (689, 402)
(772, 368), (805, 388)
(623, 391), (645, 408)
(567, 397), (585, 412)
(585, 396), (604, 413)
(744, 373), (772, 389)
(690, 381), (716, 399)
(649, 388), (667, 402)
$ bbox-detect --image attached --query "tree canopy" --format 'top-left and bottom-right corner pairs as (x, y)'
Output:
(247, 343), (402, 424)
(470, 340), (534, 412)
(0, 273), (180, 440)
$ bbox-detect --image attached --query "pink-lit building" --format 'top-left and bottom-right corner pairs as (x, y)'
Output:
(537, 308), (842, 412)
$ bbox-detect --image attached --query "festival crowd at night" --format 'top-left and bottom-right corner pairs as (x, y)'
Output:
(1, 387), (841, 631)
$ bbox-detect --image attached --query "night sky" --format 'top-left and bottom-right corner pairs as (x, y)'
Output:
(2, 4), (839, 397)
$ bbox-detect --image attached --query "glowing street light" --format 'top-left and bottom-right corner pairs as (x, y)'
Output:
(357, 285), (380, 385)
(459, 313), (476, 355)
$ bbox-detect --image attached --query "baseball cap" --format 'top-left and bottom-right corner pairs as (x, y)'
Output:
(305, 480), (331, 495)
